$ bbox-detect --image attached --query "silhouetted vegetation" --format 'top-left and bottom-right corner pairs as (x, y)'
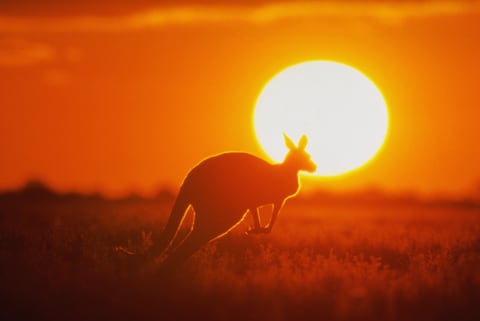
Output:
(0, 182), (479, 321)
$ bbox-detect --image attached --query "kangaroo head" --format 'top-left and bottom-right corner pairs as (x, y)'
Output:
(283, 134), (317, 173)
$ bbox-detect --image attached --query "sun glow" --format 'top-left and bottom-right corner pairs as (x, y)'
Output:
(254, 61), (389, 176)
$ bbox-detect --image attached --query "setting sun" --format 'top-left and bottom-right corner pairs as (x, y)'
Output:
(254, 61), (389, 176)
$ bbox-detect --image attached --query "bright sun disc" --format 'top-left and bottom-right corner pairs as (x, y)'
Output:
(254, 61), (389, 176)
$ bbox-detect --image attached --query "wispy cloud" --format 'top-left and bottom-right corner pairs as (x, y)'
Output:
(0, 1), (479, 33)
(0, 37), (55, 66)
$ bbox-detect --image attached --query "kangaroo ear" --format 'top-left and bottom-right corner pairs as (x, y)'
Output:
(298, 135), (308, 150)
(283, 133), (296, 150)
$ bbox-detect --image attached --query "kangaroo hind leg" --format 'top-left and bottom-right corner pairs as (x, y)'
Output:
(158, 228), (212, 275)
(158, 206), (246, 275)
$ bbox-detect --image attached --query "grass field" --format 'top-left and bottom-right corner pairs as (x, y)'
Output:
(0, 189), (479, 321)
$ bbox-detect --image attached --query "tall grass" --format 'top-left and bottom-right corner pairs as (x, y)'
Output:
(0, 197), (478, 321)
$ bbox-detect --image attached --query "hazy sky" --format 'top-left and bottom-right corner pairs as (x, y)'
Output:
(1, 0), (479, 197)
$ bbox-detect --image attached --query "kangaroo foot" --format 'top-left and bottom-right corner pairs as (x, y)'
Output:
(245, 226), (271, 235)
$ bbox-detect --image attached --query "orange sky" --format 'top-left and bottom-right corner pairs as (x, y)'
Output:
(1, 0), (479, 197)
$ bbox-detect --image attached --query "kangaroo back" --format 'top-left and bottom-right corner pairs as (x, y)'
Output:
(186, 152), (282, 207)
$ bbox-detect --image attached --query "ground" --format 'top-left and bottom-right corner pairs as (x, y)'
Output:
(0, 190), (479, 321)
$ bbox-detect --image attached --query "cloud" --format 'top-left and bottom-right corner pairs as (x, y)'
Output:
(0, 37), (55, 66)
(0, 1), (479, 33)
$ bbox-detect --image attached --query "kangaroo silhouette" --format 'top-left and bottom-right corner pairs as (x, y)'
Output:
(157, 134), (316, 272)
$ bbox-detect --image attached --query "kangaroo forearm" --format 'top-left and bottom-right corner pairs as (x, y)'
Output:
(250, 208), (262, 229)
(266, 201), (284, 230)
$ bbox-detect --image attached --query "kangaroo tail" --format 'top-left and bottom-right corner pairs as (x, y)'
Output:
(156, 185), (190, 256)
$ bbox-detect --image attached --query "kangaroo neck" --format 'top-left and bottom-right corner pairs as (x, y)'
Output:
(273, 162), (300, 197)
(276, 162), (299, 178)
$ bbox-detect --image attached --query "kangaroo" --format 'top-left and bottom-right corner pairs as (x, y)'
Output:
(156, 134), (316, 272)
